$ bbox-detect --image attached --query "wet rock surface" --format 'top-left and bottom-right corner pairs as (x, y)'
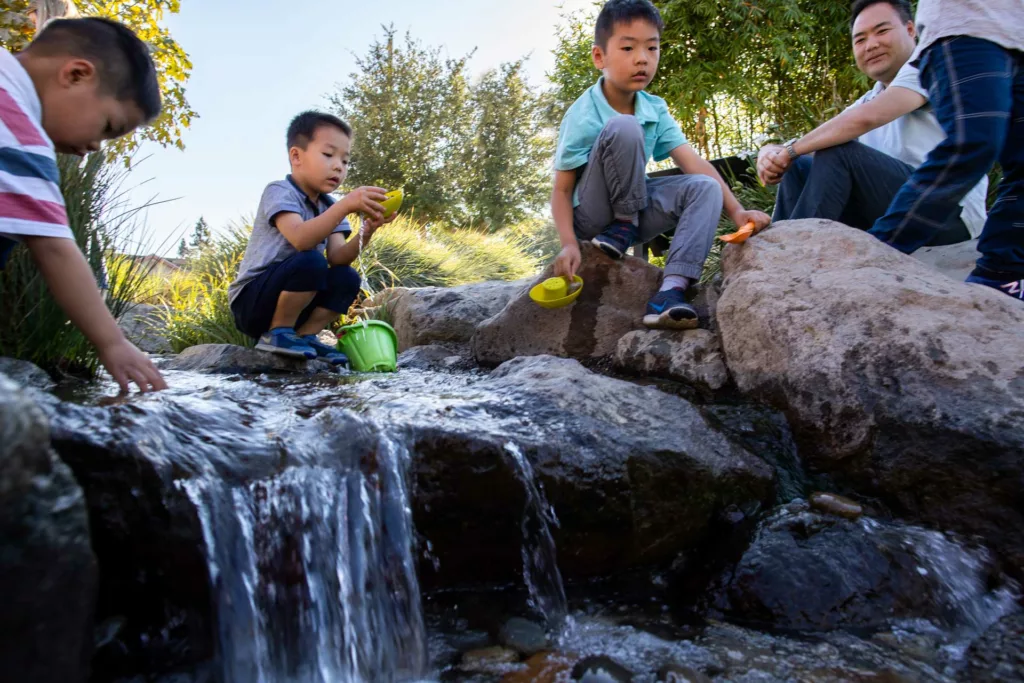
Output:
(0, 356), (55, 390)
(614, 329), (729, 393)
(397, 344), (476, 372)
(0, 375), (96, 683)
(707, 501), (1014, 632)
(163, 343), (335, 375)
(963, 612), (1024, 682)
(374, 278), (529, 352)
(472, 243), (662, 366)
(718, 219), (1024, 578)
(498, 617), (549, 656)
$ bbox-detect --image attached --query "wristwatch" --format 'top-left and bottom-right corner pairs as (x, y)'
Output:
(784, 138), (800, 160)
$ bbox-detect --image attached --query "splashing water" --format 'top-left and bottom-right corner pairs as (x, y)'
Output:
(181, 435), (427, 683)
(504, 442), (568, 625)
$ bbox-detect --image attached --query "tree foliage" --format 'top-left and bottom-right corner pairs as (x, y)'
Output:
(0, 0), (196, 155)
(549, 0), (868, 158)
(331, 27), (550, 230)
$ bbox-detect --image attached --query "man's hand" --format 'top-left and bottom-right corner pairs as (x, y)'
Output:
(341, 186), (388, 221)
(97, 338), (167, 394)
(730, 208), (772, 231)
(553, 243), (582, 279)
(757, 144), (791, 186)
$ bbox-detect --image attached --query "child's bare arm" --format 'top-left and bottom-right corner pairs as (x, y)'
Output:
(669, 144), (771, 230)
(552, 169), (581, 278)
(276, 187), (388, 252)
(326, 213), (396, 267)
(23, 235), (166, 393)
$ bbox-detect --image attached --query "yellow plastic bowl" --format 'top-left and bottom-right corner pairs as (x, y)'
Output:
(529, 276), (584, 309)
(380, 189), (404, 217)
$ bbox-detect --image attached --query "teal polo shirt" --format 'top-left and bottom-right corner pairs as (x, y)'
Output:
(555, 78), (688, 206)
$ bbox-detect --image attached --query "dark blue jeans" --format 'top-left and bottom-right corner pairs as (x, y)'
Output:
(231, 250), (361, 339)
(773, 141), (969, 245)
(871, 37), (1024, 275)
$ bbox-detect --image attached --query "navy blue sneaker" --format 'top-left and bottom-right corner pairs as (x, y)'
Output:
(967, 267), (1024, 301)
(303, 335), (350, 366)
(592, 220), (639, 259)
(644, 288), (699, 330)
(256, 327), (316, 360)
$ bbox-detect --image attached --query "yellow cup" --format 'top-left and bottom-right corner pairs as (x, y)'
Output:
(541, 277), (568, 301)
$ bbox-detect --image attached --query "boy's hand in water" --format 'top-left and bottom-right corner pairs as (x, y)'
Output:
(553, 243), (582, 279)
(342, 186), (388, 221)
(98, 338), (168, 394)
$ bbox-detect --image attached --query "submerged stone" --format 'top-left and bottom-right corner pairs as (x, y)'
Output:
(810, 492), (864, 519)
(499, 617), (549, 656)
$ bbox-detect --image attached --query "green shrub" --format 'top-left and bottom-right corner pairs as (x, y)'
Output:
(0, 153), (159, 377)
(702, 161), (777, 284)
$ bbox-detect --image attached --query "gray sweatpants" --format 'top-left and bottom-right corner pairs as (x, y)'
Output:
(572, 115), (723, 281)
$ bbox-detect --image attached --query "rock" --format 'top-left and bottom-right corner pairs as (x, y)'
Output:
(963, 612), (1024, 682)
(0, 356), (54, 391)
(657, 664), (713, 683)
(810, 492), (863, 519)
(572, 655), (634, 682)
(461, 646), (520, 672)
(397, 344), (474, 372)
(0, 374), (97, 683)
(118, 303), (172, 354)
(913, 238), (980, 283)
(373, 278), (530, 352)
(717, 219), (1024, 576)
(164, 343), (334, 375)
(472, 243), (662, 366)
(708, 502), (1005, 631)
(502, 652), (574, 683)
(498, 617), (549, 656)
(614, 329), (729, 392)
(407, 356), (775, 586)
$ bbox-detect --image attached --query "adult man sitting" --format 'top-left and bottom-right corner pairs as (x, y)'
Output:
(756, 0), (987, 247)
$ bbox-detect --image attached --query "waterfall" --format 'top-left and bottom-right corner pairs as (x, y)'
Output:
(181, 435), (427, 683)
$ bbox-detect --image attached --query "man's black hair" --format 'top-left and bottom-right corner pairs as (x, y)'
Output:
(29, 17), (161, 122)
(287, 111), (352, 150)
(594, 0), (664, 50)
(850, 0), (913, 30)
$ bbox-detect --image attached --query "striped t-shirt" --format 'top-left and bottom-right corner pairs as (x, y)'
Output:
(0, 48), (71, 267)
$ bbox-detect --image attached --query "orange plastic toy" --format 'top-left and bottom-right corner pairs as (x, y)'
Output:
(718, 221), (758, 244)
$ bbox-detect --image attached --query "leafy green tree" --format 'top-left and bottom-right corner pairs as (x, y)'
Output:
(330, 27), (474, 225)
(549, 0), (866, 158)
(463, 60), (552, 230)
(0, 0), (196, 155)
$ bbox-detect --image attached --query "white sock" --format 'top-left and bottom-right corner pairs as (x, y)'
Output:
(659, 275), (689, 292)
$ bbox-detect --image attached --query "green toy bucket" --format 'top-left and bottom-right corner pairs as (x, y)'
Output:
(336, 320), (398, 373)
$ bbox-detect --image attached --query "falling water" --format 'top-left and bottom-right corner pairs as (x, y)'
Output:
(504, 442), (568, 625)
(181, 435), (427, 683)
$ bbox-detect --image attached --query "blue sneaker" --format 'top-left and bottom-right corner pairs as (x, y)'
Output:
(255, 327), (316, 360)
(967, 267), (1024, 301)
(644, 288), (699, 330)
(592, 221), (639, 259)
(303, 335), (350, 367)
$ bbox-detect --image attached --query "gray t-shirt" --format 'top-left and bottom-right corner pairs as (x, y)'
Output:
(912, 0), (1024, 62)
(228, 176), (351, 304)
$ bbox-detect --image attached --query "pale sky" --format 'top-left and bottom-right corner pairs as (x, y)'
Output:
(123, 0), (595, 255)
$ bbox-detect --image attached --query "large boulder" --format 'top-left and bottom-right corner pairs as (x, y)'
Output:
(717, 219), (1024, 575)
(373, 278), (530, 352)
(708, 501), (1013, 632)
(117, 303), (172, 355)
(0, 375), (97, 683)
(472, 243), (662, 366)
(0, 356), (55, 390)
(913, 238), (980, 283)
(614, 329), (729, 393)
(164, 343), (334, 375)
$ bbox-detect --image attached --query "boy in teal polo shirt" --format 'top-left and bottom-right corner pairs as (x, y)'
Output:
(552, 0), (770, 329)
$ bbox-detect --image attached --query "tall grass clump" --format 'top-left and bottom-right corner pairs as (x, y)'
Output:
(157, 223), (254, 352)
(0, 153), (159, 377)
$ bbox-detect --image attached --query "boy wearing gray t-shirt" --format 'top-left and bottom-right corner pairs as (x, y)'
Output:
(229, 111), (393, 362)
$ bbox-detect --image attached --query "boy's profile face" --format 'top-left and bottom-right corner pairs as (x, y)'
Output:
(592, 19), (661, 94)
(289, 125), (351, 195)
(42, 58), (145, 156)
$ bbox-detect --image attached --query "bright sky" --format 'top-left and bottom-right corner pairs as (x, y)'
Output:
(125, 0), (594, 255)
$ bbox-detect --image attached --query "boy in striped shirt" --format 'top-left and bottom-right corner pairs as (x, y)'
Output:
(0, 17), (166, 392)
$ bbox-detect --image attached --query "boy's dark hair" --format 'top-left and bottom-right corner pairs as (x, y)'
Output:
(286, 111), (352, 150)
(850, 0), (913, 30)
(594, 0), (664, 50)
(28, 17), (161, 122)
